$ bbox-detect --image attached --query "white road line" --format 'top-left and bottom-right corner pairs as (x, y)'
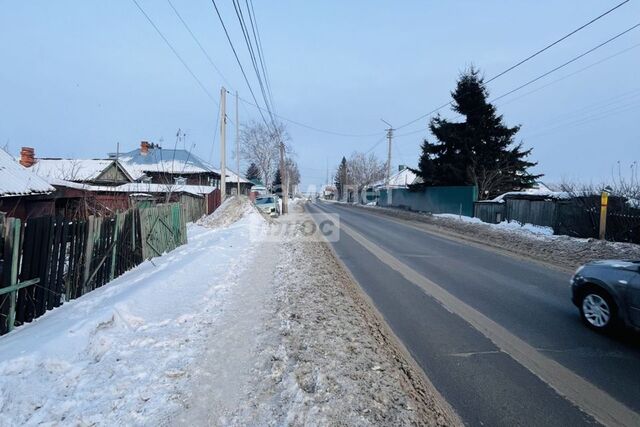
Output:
(338, 220), (640, 427)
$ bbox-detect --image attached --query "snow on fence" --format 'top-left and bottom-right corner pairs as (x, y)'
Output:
(0, 203), (187, 335)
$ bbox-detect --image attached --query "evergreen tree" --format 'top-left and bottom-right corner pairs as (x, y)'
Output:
(272, 167), (282, 196)
(245, 162), (261, 183)
(413, 67), (542, 199)
(334, 157), (348, 200)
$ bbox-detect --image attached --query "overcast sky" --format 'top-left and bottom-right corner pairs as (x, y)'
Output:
(1, 0), (639, 191)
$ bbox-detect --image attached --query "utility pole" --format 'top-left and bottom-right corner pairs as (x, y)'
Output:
(381, 119), (393, 187)
(235, 90), (240, 196)
(220, 87), (227, 199)
(279, 135), (288, 215)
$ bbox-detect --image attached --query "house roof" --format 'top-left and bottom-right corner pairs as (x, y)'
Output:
(0, 148), (55, 197)
(48, 178), (218, 197)
(373, 167), (419, 189)
(29, 158), (133, 182)
(117, 147), (252, 184)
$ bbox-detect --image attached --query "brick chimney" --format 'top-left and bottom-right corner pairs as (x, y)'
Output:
(19, 147), (35, 167)
(140, 140), (150, 156)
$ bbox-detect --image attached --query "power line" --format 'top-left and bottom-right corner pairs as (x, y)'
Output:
(395, 1), (630, 130)
(238, 95), (384, 137)
(231, 0), (275, 123)
(485, 0), (630, 84)
(130, 0), (217, 104)
(394, 22), (640, 137)
(247, 0), (275, 113)
(166, 0), (233, 91)
(497, 41), (640, 108)
(491, 22), (640, 103)
(209, 0), (270, 128)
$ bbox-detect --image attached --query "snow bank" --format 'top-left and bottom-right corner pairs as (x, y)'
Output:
(434, 213), (554, 236)
(0, 205), (265, 425)
(197, 195), (257, 229)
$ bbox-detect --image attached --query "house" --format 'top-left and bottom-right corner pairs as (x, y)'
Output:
(373, 165), (420, 190)
(28, 154), (133, 187)
(117, 141), (253, 195)
(0, 147), (56, 219)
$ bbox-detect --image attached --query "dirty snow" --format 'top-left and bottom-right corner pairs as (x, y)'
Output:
(0, 197), (457, 426)
(351, 204), (640, 270)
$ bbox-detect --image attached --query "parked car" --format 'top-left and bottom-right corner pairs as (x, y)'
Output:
(571, 260), (640, 332)
(254, 195), (278, 216)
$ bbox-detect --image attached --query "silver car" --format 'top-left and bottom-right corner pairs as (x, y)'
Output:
(254, 196), (278, 216)
(571, 260), (640, 332)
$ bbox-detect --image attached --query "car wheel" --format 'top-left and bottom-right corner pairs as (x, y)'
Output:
(579, 289), (615, 331)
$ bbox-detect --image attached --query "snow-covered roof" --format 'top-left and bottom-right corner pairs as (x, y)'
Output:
(0, 149), (55, 197)
(49, 178), (217, 197)
(488, 188), (570, 203)
(117, 147), (251, 184)
(373, 167), (419, 189)
(29, 158), (130, 182)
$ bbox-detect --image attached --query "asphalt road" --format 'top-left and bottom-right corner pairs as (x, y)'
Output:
(307, 200), (640, 427)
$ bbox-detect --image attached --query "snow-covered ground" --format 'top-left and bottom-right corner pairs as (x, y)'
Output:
(0, 199), (265, 426)
(0, 197), (457, 426)
(350, 203), (640, 270)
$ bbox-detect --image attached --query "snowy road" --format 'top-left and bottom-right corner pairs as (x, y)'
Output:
(308, 200), (640, 427)
(0, 198), (457, 426)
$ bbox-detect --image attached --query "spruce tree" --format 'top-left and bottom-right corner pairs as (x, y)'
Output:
(272, 167), (282, 196)
(414, 67), (542, 199)
(334, 157), (348, 200)
(245, 162), (261, 183)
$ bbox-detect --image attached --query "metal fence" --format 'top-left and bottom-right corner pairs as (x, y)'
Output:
(378, 186), (478, 217)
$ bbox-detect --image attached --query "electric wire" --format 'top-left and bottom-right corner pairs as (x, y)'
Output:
(131, 0), (217, 104)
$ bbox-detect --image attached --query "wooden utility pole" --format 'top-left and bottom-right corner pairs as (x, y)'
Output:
(279, 137), (288, 215)
(381, 119), (393, 187)
(220, 87), (227, 199)
(235, 90), (240, 196)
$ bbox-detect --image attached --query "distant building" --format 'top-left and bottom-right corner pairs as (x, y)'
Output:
(117, 141), (253, 195)
(372, 165), (420, 190)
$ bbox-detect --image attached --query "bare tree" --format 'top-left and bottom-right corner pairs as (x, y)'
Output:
(346, 151), (386, 202)
(239, 120), (291, 189)
(285, 158), (300, 195)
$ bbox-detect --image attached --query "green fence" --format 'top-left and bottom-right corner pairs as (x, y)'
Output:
(378, 186), (478, 217)
(0, 203), (188, 335)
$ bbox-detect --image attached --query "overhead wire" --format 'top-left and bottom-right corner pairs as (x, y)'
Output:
(395, 1), (631, 130)
(209, 0), (271, 128)
(131, 0), (217, 104)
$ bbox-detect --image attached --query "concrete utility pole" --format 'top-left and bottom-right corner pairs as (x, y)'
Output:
(220, 87), (227, 199)
(235, 90), (240, 196)
(381, 119), (393, 187)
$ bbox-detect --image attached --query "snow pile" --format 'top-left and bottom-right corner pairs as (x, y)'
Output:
(0, 207), (266, 425)
(434, 214), (554, 236)
(197, 195), (258, 229)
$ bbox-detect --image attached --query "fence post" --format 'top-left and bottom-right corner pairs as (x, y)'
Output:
(109, 214), (121, 281)
(6, 218), (21, 332)
(599, 191), (609, 240)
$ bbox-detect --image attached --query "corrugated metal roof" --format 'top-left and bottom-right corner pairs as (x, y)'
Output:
(30, 158), (117, 181)
(118, 147), (252, 184)
(0, 148), (55, 197)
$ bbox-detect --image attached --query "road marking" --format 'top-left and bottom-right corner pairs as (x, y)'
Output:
(338, 220), (640, 427)
(319, 201), (573, 274)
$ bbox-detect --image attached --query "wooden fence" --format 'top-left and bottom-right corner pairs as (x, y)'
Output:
(0, 203), (187, 335)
